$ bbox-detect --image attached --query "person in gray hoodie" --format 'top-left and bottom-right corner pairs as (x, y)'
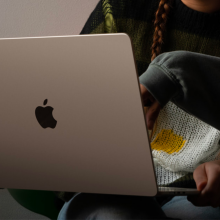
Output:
(58, 0), (220, 219)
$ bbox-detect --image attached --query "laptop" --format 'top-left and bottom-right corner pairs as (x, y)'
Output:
(0, 33), (199, 196)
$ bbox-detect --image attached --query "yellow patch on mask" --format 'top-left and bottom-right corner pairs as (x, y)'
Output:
(151, 129), (186, 154)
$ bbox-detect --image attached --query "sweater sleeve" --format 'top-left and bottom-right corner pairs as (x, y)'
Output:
(80, 0), (105, 34)
(139, 51), (220, 131)
(80, 0), (118, 35)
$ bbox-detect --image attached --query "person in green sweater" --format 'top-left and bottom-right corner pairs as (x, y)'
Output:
(56, 0), (220, 219)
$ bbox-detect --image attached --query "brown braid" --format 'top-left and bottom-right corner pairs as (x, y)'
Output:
(149, 0), (174, 140)
(151, 0), (173, 62)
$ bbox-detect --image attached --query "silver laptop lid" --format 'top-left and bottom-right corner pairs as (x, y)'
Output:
(0, 34), (157, 196)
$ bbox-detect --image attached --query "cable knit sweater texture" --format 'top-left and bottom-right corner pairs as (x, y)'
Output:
(54, 0), (220, 202)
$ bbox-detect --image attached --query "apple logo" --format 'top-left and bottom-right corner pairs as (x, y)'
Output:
(35, 99), (57, 129)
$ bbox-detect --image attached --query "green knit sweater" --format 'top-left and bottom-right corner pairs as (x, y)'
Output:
(54, 0), (220, 202)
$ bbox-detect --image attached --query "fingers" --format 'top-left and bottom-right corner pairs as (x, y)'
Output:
(202, 161), (220, 207)
(188, 161), (220, 207)
(188, 163), (208, 206)
(187, 189), (220, 207)
(140, 84), (155, 106)
(140, 84), (161, 130)
(193, 163), (207, 192)
(146, 101), (161, 130)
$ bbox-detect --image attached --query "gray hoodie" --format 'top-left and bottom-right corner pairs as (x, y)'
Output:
(139, 51), (220, 131)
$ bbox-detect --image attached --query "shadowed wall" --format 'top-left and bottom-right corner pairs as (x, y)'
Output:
(0, 0), (99, 38)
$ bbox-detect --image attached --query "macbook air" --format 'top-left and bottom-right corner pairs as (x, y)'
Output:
(0, 33), (199, 196)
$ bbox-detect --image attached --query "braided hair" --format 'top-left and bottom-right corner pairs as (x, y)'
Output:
(149, 0), (174, 140)
(151, 0), (173, 61)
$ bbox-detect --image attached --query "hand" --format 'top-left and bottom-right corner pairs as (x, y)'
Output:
(187, 160), (220, 207)
(140, 84), (161, 130)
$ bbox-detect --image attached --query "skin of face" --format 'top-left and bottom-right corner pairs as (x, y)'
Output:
(181, 0), (220, 13)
